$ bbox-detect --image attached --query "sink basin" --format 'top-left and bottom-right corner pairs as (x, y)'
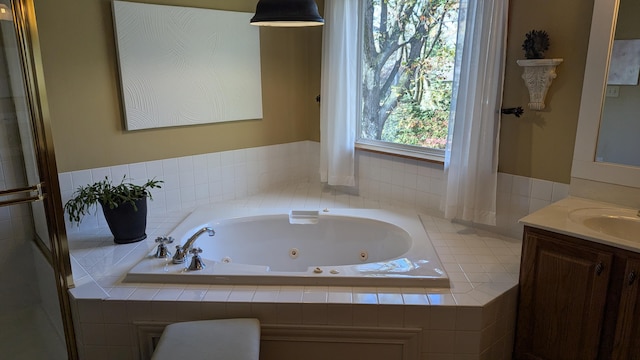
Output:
(569, 208), (640, 242)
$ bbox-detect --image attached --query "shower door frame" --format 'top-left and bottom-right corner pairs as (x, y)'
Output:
(4, 0), (78, 358)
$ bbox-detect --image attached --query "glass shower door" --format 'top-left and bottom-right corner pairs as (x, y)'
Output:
(0, 0), (73, 358)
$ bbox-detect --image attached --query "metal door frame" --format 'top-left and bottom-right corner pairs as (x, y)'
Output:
(7, 1), (77, 358)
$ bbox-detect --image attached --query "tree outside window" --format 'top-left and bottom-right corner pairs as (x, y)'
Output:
(359, 0), (460, 151)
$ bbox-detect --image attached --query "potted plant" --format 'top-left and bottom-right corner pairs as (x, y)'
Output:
(522, 29), (550, 59)
(64, 176), (163, 244)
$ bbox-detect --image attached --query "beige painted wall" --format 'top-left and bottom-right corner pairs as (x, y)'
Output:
(33, 0), (322, 172)
(36, 0), (596, 183)
(499, 0), (595, 183)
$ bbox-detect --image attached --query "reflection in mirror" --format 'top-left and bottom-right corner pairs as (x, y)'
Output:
(571, 0), (640, 189)
(596, 0), (640, 167)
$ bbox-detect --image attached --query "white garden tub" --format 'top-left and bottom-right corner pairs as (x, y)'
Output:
(125, 206), (449, 287)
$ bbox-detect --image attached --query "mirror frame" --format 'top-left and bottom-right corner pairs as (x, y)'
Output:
(571, 0), (640, 189)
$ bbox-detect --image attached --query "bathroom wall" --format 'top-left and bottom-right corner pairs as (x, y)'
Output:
(60, 141), (569, 239)
(32, 0), (322, 172)
(36, 0), (594, 186)
(499, 0), (595, 184)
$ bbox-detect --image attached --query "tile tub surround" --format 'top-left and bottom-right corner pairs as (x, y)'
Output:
(58, 141), (570, 241)
(67, 182), (521, 360)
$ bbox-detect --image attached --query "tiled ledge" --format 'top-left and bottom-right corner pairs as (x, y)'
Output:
(67, 182), (521, 359)
(68, 182), (521, 307)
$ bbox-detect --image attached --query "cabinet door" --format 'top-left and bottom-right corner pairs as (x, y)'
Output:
(612, 258), (640, 360)
(515, 229), (612, 360)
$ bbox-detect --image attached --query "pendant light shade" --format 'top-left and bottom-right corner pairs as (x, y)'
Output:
(251, 0), (324, 27)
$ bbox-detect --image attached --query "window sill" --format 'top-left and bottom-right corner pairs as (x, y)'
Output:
(355, 141), (445, 165)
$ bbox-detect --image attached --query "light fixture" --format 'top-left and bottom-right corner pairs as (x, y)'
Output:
(250, 0), (324, 27)
(0, 4), (12, 22)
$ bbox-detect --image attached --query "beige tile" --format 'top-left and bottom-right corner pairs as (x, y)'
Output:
(352, 304), (378, 326)
(177, 288), (206, 302)
(104, 324), (133, 346)
(454, 330), (481, 354)
(250, 302), (277, 324)
(82, 345), (109, 360)
(377, 291), (404, 305)
(200, 302), (227, 319)
(150, 301), (178, 322)
(106, 345), (135, 360)
(225, 302), (252, 318)
(481, 297), (501, 328)
(276, 303), (302, 324)
(427, 293), (457, 306)
(402, 293), (430, 305)
(426, 330), (455, 353)
(352, 287), (378, 304)
(455, 306), (483, 331)
(228, 286), (257, 302)
(302, 303), (328, 325)
(81, 323), (106, 346)
(452, 293), (481, 306)
(403, 305), (429, 328)
(326, 304), (352, 325)
(377, 304), (404, 327)
(126, 300), (154, 322)
(77, 299), (104, 323)
(101, 300), (128, 324)
(203, 287), (232, 302)
(429, 306), (456, 330)
(302, 287), (328, 303)
(480, 322), (496, 352)
(421, 354), (454, 360)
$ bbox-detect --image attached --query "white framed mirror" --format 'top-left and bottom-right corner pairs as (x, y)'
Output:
(571, 0), (640, 189)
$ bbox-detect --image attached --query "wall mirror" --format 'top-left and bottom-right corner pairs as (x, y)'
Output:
(571, 0), (640, 188)
(596, 0), (640, 167)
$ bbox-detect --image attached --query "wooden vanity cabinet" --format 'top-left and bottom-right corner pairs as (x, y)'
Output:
(514, 226), (640, 360)
(611, 257), (640, 359)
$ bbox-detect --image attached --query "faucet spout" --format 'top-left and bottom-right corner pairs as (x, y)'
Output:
(183, 227), (215, 250)
(172, 227), (215, 264)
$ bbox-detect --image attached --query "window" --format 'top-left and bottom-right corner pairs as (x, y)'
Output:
(357, 0), (460, 160)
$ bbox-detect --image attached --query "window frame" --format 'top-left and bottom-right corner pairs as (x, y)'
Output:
(354, 0), (457, 164)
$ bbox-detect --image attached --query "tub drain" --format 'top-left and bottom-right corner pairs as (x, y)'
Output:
(359, 250), (369, 261)
(289, 248), (300, 259)
(221, 257), (232, 263)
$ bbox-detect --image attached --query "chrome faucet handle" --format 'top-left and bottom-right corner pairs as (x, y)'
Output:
(187, 247), (205, 271)
(172, 244), (187, 264)
(154, 237), (174, 258)
(155, 236), (174, 244)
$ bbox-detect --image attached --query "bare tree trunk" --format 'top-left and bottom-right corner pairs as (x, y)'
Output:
(361, 0), (454, 140)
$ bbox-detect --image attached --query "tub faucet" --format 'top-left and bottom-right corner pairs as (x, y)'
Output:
(172, 227), (215, 264)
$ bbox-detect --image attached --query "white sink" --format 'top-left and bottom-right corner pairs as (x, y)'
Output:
(569, 208), (640, 243)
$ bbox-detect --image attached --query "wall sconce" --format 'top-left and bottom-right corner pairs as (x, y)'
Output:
(517, 58), (563, 111)
(250, 0), (324, 27)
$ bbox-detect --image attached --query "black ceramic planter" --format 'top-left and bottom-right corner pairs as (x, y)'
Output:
(100, 197), (148, 244)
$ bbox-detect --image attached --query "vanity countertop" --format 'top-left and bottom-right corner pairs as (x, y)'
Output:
(520, 196), (640, 253)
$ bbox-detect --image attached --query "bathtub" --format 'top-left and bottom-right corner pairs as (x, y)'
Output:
(125, 206), (449, 287)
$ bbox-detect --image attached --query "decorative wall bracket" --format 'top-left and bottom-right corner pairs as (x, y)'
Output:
(517, 58), (563, 110)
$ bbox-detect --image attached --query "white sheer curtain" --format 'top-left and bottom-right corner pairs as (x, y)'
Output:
(319, 0), (358, 186)
(443, 0), (508, 226)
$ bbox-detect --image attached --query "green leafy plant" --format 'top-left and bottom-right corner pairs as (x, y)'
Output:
(64, 176), (162, 224)
(522, 30), (550, 59)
